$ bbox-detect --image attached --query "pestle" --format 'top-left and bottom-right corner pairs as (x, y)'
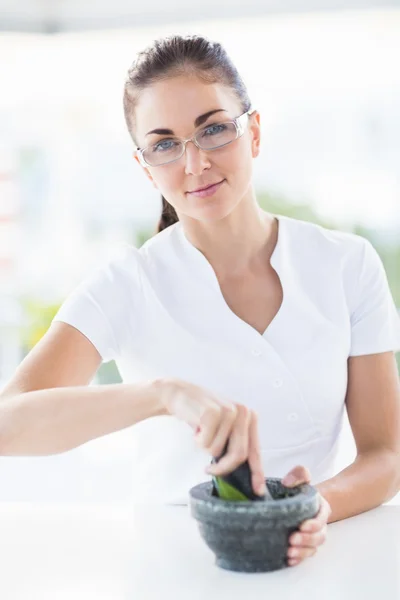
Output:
(211, 441), (272, 501)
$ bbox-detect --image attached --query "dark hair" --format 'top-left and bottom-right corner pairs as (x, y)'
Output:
(123, 35), (251, 234)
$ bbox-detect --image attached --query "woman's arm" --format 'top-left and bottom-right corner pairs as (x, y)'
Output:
(0, 322), (166, 456)
(0, 382), (166, 456)
(316, 351), (400, 523)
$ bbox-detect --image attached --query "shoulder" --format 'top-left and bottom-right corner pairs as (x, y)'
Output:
(137, 222), (181, 266)
(93, 223), (179, 274)
(73, 242), (146, 299)
(279, 214), (370, 265)
(75, 223), (181, 295)
(139, 222), (180, 253)
(279, 215), (388, 313)
(96, 242), (142, 278)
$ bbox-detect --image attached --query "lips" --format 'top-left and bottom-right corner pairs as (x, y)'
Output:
(186, 180), (226, 200)
(187, 180), (224, 194)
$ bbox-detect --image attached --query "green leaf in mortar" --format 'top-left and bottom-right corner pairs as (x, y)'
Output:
(213, 476), (250, 501)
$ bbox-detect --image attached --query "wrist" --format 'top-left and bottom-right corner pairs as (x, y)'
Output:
(149, 377), (174, 416)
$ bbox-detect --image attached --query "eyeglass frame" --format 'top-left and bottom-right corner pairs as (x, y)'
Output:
(135, 109), (256, 168)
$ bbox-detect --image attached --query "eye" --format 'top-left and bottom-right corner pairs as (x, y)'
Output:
(152, 139), (179, 153)
(202, 123), (227, 137)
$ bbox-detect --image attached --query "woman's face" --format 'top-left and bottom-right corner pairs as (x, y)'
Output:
(133, 74), (261, 223)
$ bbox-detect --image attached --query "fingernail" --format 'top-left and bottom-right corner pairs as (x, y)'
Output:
(258, 483), (267, 496)
(282, 475), (297, 486)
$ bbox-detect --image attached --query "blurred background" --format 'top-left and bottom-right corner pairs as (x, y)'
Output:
(0, 1), (399, 505)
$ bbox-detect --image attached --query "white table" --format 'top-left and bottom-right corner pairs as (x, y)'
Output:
(0, 502), (399, 600)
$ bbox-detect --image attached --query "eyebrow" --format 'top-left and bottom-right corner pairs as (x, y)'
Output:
(145, 109), (227, 137)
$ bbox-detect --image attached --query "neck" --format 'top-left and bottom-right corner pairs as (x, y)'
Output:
(180, 189), (277, 278)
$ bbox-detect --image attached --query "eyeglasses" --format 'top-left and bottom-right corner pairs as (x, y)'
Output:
(136, 109), (255, 167)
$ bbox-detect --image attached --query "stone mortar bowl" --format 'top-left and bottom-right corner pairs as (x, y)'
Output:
(189, 477), (320, 573)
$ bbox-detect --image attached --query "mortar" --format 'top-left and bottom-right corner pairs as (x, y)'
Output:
(189, 477), (320, 573)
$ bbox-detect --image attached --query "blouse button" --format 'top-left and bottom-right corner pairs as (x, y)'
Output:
(251, 349), (262, 357)
(288, 413), (299, 422)
(273, 379), (283, 388)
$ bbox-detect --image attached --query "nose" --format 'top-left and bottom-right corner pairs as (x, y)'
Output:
(184, 141), (211, 176)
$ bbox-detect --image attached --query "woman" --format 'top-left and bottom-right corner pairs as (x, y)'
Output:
(1, 35), (400, 568)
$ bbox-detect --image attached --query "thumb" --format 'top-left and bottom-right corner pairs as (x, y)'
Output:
(282, 465), (311, 487)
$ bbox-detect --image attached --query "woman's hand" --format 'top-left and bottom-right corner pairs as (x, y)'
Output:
(282, 466), (332, 567)
(154, 377), (267, 497)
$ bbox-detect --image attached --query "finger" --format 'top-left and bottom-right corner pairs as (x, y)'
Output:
(289, 527), (327, 548)
(287, 546), (317, 561)
(318, 496), (332, 523)
(205, 404), (238, 458)
(194, 402), (224, 449)
(287, 560), (300, 567)
(300, 497), (331, 532)
(207, 404), (250, 475)
(247, 410), (267, 496)
(282, 465), (312, 487)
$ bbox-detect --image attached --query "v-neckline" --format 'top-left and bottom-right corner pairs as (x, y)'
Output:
(176, 214), (287, 341)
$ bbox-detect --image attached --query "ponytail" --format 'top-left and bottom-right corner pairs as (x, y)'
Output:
(157, 195), (179, 233)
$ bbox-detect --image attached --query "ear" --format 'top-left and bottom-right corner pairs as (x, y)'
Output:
(133, 152), (159, 189)
(249, 111), (261, 159)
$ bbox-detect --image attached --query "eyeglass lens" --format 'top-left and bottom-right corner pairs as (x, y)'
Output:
(142, 121), (238, 166)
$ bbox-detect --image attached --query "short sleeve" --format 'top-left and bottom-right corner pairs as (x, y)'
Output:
(348, 238), (400, 357)
(52, 245), (140, 363)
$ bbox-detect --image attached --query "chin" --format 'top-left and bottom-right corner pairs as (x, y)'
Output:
(194, 201), (237, 223)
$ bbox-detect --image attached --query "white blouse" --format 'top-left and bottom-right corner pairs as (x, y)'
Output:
(53, 214), (400, 504)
